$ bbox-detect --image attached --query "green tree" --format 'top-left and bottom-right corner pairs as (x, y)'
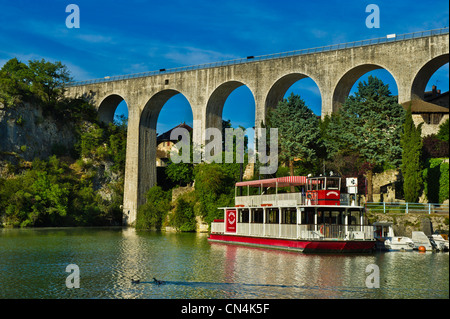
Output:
(171, 195), (196, 232)
(136, 186), (171, 230)
(267, 93), (321, 177)
(436, 118), (449, 142)
(336, 76), (404, 202)
(193, 163), (235, 224)
(0, 58), (31, 106)
(27, 59), (72, 106)
(0, 58), (72, 108)
(166, 160), (194, 186)
(401, 104), (423, 202)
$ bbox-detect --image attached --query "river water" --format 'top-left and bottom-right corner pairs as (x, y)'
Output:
(0, 227), (448, 299)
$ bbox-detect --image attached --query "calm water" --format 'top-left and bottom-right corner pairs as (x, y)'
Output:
(0, 227), (448, 299)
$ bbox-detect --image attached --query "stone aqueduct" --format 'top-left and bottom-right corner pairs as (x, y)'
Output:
(65, 29), (449, 226)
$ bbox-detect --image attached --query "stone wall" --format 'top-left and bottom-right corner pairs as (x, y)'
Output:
(371, 169), (402, 202)
(367, 211), (449, 237)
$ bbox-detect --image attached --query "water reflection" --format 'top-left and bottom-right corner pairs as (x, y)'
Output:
(0, 228), (448, 299)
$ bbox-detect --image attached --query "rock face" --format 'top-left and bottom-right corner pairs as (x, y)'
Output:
(367, 211), (449, 237)
(0, 103), (76, 163)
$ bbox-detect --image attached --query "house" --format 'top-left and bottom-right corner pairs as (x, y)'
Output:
(401, 86), (449, 137)
(156, 123), (193, 167)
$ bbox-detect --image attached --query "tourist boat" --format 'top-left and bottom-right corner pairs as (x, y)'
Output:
(373, 221), (414, 251)
(208, 175), (376, 253)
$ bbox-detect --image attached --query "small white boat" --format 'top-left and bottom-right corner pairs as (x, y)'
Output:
(430, 234), (449, 252)
(411, 231), (433, 251)
(373, 222), (414, 251)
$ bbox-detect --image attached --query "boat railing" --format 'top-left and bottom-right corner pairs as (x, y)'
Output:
(235, 192), (360, 207)
(235, 192), (305, 207)
(210, 221), (374, 241)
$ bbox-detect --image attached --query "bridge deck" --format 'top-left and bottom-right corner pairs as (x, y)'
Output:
(66, 27), (449, 87)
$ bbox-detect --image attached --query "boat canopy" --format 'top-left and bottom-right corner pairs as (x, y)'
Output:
(235, 176), (310, 188)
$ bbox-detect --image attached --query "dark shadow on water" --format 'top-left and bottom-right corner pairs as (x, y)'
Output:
(135, 280), (448, 297)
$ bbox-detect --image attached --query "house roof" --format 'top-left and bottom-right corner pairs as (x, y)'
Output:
(401, 99), (449, 114)
(156, 123), (193, 143)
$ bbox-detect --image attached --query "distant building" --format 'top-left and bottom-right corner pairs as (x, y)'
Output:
(156, 123), (192, 167)
(401, 86), (449, 137)
(424, 85), (449, 108)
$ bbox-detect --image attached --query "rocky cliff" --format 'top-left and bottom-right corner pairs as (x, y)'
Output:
(0, 102), (76, 165)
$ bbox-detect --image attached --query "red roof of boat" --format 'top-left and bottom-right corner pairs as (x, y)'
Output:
(236, 176), (310, 187)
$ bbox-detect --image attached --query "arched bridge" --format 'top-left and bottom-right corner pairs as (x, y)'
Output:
(65, 28), (449, 226)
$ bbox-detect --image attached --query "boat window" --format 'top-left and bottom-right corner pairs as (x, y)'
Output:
(348, 210), (361, 225)
(326, 178), (340, 190)
(253, 209), (263, 223)
(238, 209), (249, 223)
(317, 210), (324, 224)
(266, 208), (279, 224)
(331, 211), (341, 225)
(301, 208), (315, 224)
(282, 208), (297, 224)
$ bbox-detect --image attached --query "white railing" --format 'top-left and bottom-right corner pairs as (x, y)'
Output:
(210, 222), (374, 241)
(235, 192), (361, 207)
(211, 221), (224, 234)
(365, 202), (449, 214)
(235, 193), (305, 207)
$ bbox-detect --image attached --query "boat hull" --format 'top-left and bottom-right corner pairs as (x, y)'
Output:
(208, 234), (375, 253)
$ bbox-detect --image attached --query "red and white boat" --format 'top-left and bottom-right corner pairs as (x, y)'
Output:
(208, 175), (376, 253)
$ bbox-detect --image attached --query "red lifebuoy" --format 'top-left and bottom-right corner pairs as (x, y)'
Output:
(320, 225), (324, 234)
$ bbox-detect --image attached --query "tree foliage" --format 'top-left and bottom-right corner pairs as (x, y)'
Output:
(135, 186), (171, 230)
(0, 58), (127, 228)
(333, 76), (405, 201)
(267, 93), (321, 176)
(0, 156), (123, 227)
(422, 135), (449, 158)
(0, 58), (72, 108)
(193, 163), (235, 224)
(436, 118), (449, 142)
(401, 105), (423, 202)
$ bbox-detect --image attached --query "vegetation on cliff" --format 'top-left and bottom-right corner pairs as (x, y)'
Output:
(0, 58), (127, 227)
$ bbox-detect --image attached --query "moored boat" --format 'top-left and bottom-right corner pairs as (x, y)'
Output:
(373, 221), (414, 251)
(208, 175), (376, 253)
(411, 231), (434, 251)
(430, 234), (449, 252)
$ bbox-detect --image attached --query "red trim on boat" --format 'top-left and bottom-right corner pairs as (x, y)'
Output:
(208, 234), (375, 253)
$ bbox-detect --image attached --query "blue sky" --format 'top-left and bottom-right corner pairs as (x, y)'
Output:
(0, 0), (448, 133)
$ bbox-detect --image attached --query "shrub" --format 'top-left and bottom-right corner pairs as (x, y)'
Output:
(422, 135), (449, 158)
(135, 186), (171, 230)
(170, 195), (196, 232)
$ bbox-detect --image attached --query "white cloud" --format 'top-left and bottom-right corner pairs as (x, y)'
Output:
(163, 46), (239, 67)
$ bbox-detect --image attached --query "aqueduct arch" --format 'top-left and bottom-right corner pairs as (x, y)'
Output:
(98, 94), (126, 123)
(410, 53), (449, 100)
(331, 64), (399, 113)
